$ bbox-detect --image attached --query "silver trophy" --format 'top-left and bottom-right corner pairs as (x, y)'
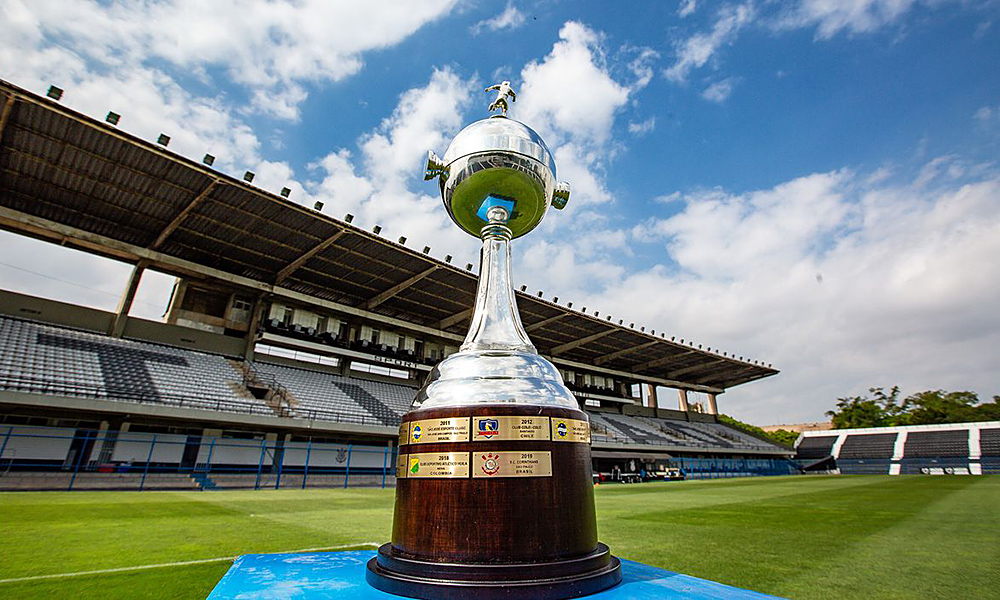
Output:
(366, 82), (621, 600)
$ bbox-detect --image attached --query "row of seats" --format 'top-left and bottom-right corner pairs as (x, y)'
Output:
(796, 428), (1000, 462)
(588, 412), (782, 451)
(0, 316), (418, 425)
(250, 361), (414, 426)
(0, 316), (272, 416)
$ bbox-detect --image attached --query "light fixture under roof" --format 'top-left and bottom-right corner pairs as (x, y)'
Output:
(465, 263), (473, 270)
(372, 225), (382, 234)
(313, 200), (323, 210)
(344, 213), (354, 223)
(423, 246), (431, 254)
(445, 255), (452, 263)
(398, 236), (407, 244)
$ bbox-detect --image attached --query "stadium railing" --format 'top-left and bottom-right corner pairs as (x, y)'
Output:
(0, 426), (396, 492)
(0, 373), (396, 428)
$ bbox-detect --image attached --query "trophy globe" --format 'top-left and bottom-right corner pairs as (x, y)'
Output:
(366, 82), (622, 599)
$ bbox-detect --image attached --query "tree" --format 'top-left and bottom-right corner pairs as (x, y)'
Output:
(767, 429), (800, 447)
(718, 414), (796, 448)
(826, 386), (901, 429)
(825, 387), (1000, 428)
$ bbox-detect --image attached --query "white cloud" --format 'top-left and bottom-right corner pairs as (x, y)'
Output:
(665, 0), (950, 87)
(517, 22), (631, 146)
(2, 0), (459, 120)
(590, 160), (1000, 423)
(679, 0), (698, 18)
(776, 0), (922, 39)
(470, 3), (526, 35)
(701, 77), (737, 102)
(665, 2), (755, 83)
(628, 117), (657, 135)
(309, 68), (480, 262)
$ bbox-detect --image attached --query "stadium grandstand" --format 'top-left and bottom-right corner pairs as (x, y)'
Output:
(0, 79), (795, 491)
(795, 421), (1000, 475)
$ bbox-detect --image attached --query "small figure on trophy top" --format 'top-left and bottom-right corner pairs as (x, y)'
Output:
(485, 80), (516, 116)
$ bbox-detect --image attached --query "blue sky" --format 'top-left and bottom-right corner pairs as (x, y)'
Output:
(1, 0), (998, 424)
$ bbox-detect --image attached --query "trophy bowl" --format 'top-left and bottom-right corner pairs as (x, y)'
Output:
(426, 116), (570, 239)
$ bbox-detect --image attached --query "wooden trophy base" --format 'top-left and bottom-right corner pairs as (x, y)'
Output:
(366, 405), (622, 599)
(365, 542), (621, 600)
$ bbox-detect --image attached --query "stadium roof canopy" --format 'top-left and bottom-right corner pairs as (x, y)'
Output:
(0, 80), (777, 393)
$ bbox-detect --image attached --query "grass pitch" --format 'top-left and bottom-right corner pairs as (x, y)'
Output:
(1, 476), (997, 599)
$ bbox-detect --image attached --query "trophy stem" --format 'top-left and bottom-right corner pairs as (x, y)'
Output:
(461, 210), (535, 353)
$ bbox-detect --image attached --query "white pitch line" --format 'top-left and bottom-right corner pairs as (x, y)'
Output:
(0, 542), (381, 584)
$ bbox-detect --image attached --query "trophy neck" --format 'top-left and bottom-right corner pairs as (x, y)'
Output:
(461, 223), (536, 353)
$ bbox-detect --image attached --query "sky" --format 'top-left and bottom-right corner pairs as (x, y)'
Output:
(0, 0), (998, 425)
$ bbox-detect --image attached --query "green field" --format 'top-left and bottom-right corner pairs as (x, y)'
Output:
(1, 476), (998, 599)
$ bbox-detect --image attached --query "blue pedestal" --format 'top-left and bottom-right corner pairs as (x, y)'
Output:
(208, 551), (780, 599)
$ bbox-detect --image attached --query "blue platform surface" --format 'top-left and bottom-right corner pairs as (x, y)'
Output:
(208, 551), (780, 599)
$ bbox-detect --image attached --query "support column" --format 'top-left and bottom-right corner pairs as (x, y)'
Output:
(706, 393), (719, 416)
(109, 261), (147, 337)
(338, 358), (353, 377)
(243, 295), (267, 361)
(677, 389), (690, 412)
(644, 384), (657, 409)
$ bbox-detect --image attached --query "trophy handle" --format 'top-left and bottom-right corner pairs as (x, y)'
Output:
(424, 150), (447, 181)
(552, 181), (570, 209)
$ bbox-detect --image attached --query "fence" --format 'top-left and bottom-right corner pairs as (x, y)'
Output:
(0, 425), (396, 492)
(672, 456), (800, 479)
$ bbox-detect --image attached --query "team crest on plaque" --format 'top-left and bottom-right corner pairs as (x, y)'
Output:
(481, 453), (500, 476)
(477, 418), (499, 439)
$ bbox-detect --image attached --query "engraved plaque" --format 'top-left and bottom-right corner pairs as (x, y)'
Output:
(551, 417), (590, 443)
(471, 415), (550, 442)
(407, 452), (471, 478)
(473, 451), (553, 478)
(396, 452), (408, 479)
(409, 417), (470, 444)
(398, 422), (409, 447)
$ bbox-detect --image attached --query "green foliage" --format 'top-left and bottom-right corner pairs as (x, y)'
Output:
(766, 428), (801, 447)
(827, 387), (1000, 428)
(718, 414), (795, 447)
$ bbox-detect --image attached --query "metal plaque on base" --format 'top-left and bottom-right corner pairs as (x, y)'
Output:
(366, 82), (622, 599)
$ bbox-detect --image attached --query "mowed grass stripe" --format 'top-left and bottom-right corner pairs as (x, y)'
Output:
(775, 477), (1000, 599)
(1, 476), (998, 599)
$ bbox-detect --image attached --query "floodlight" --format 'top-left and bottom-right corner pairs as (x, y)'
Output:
(105, 111), (120, 125)
(243, 171), (255, 182)
(46, 86), (63, 100)
(203, 154), (215, 166)
(157, 134), (171, 146)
